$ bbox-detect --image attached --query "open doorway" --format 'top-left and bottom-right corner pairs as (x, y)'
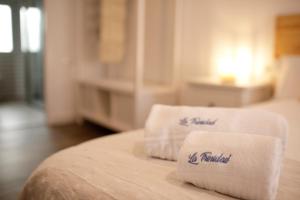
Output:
(0, 0), (44, 131)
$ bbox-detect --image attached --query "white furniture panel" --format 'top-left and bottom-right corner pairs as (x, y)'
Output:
(75, 0), (177, 131)
(180, 78), (273, 107)
(111, 92), (134, 130)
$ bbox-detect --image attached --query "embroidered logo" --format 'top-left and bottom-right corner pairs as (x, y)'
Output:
(188, 152), (199, 165)
(188, 152), (232, 165)
(179, 117), (217, 127)
(179, 117), (189, 126)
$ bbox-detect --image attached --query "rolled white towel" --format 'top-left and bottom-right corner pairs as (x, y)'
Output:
(177, 131), (283, 200)
(145, 105), (288, 160)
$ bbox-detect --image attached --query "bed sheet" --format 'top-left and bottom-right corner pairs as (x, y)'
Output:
(250, 98), (300, 161)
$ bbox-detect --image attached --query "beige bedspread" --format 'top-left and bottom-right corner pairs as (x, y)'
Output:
(21, 99), (300, 200)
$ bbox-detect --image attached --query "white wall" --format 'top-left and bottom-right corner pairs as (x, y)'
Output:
(44, 0), (76, 125)
(44, 0), (300, 125)
(177, 0), (300, 82)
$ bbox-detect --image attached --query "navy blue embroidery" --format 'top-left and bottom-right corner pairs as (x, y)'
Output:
(179, 117), (189, 126)
(188, 152), (199, 165)
(188, 152), (231, 165)
(200, 152), (231, 163)
(179, 117), (217, 127)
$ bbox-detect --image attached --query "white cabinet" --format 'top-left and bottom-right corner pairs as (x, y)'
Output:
(75, 0), (177, 131)
(180, 77), (273, 107)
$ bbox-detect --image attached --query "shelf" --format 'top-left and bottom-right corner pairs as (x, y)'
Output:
(143, 84), (176, 94)
(77, 76), (176, 94)
(77, 78), (176, 131)
(77, 77), (134, 94)
(187, 77), (271, 91)
(74, 0), (177, 130)
(80, 110), (132, 131)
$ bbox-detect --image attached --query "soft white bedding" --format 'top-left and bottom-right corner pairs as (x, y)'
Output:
(249, 99), (300, 161)
(21, 99), (300, 200)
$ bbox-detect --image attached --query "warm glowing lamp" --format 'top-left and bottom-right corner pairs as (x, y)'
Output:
(216, 51), (236, 84)
(220, 73), (236, 84)
(216, 44), (253, 85)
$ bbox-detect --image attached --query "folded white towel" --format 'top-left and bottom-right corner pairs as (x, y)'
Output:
(145, 105), (288, 160)
(177, 131), (283, 200)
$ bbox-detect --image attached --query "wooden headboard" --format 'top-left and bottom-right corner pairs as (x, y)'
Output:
(275, 14), (300, 58)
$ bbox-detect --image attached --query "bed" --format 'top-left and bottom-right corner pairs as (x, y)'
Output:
(21, 15), (300, 200)
(20, 98), (300, 200)
(20, 70), (300, 200)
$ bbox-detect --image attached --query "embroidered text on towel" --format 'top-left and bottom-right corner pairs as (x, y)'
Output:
(188, 152), (232, 165)
(179, 117), (218, 127)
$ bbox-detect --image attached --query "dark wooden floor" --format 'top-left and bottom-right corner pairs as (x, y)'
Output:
(0, 103), (115, 200)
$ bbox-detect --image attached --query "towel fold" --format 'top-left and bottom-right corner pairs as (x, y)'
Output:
(177, 131), (283, 200)
(145, 105), (288, 160)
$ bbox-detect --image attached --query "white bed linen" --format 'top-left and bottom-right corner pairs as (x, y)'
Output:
(21, 99), (300, 200)
(249, 99), (300, 161)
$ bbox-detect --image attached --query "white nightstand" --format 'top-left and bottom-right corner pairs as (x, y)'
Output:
(180, 77), (273, 107)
